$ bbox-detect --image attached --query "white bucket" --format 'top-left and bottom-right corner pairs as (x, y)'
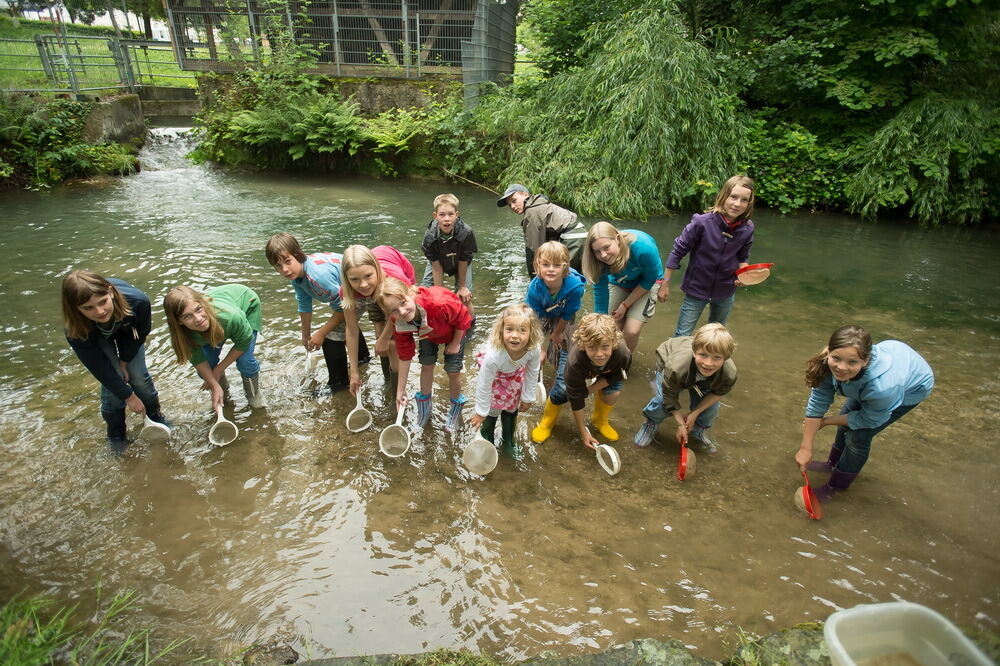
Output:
(824, 601), (991, 666)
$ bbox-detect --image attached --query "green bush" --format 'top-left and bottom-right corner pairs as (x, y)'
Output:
(745, 115), (848, 213)
(0, 93), (138, 188)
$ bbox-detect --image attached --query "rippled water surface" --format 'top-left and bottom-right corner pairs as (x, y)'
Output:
(0, 129), (997, 661)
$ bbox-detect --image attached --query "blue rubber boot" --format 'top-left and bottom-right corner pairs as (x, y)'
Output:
(446, 394), (467, 433)
(634, 418), (657, 448)
(415, 391), (432, 427)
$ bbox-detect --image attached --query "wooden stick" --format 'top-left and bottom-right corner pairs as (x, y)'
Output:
(443, 168), (499, 194)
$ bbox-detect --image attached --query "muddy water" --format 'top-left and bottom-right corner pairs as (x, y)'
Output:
(0, 129), (997, 661)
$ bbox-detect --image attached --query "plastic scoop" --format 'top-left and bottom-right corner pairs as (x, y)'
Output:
(677, 437), (697, 481)
(596, 444), (621, 476)
(379, 407), (410, 458)
(208, 405), (239, 447)
(345, 391), (373, 433)
(535, 367), (546, 405)
(463, 433), (499, 475)
(796, 470), (822, 519)
(735, 262), (775, 286)
(137, 415), (170, 444)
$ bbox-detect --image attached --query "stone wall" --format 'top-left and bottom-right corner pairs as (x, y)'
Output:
(80, 94), (146, 146)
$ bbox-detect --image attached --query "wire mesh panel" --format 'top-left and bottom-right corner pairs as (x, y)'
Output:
(160, 0), (513, 82)
(462, 0), (517, 107)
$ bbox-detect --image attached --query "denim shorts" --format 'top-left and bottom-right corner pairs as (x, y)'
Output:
(418, 335), (467, 373)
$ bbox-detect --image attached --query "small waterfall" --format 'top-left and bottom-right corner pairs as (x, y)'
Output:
(138, 127), (200, 172)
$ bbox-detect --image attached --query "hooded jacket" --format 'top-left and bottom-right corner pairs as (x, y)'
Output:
(654, 336), (738, 413)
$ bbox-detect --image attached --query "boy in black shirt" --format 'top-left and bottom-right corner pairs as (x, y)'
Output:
(421, 193), (479, 316)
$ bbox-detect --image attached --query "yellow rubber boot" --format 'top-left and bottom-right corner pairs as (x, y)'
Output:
(531, 399), (562, 443)
(591, 396), (619, 441)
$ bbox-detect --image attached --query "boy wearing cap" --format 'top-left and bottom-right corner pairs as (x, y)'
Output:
(497, 184), (587, 277)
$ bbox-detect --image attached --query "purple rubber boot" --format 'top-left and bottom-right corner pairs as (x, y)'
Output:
(811, 469), (858, 502)
(807, 444), (844, 473)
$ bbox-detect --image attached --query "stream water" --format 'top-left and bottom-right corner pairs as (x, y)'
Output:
(0, 129), (997, 661)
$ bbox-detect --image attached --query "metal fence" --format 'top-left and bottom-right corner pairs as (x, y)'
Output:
(0, 33), (196, 94)
(163, 0), (518, 100)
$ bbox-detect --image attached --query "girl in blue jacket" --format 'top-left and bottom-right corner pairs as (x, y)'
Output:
(62, 270), (170, 452)
(583, 221), (664, 352)
(795, 325), (934, 501)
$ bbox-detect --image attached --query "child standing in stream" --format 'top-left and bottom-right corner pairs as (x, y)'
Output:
(62, 270), (171, 453)
(469, 304), (542, 460)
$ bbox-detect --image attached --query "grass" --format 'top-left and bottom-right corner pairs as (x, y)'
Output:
(0, 588), (194, 665)
(0, 16), (197, 91)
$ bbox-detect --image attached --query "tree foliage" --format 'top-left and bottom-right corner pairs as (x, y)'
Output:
(490, 4), (748, 218)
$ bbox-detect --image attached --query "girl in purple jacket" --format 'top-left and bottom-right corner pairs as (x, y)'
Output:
(661, 175), (756, 337)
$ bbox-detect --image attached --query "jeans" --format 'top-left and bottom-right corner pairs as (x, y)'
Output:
(547, 347), (570, 404)
(832, 399), (920, 474)
(99, 342), (159, 412)
(674, 293), (735, 337)
(202, 331), (260, 378)
(421, 262), (474, 291)
(641, 370), (719, 429)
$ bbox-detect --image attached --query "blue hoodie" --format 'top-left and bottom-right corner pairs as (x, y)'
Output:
(805, 340), (934, 430)
(525, 268), (586, 323)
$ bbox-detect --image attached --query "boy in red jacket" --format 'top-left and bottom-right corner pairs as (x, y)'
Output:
(377, 277), (472, 431)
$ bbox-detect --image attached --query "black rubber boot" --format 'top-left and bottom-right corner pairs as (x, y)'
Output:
(380, 354), (391, 380)
(357, 334), (372, 366)
(322, 339), (350, 393)
(500, 409), (522, 460)
(101, 409), (129, 455)
(479, 415), (498, 443)
(142, 396), (172, 428)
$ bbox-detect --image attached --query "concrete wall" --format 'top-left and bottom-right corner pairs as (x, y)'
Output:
(80, 94), (146, 145)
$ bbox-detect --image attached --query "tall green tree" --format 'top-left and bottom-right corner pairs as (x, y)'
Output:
(490, 3), (747, 217)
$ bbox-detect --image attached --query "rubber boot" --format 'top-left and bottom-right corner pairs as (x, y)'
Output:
(322, 339), (350, 393)
(591, 395), (619, 441)
(531, 399), (562, 443)
(807, 444), (844, 473)
(415, 391), (432, 427)
(357, 335), (372, 366)
(218, 374), (230, 393)
(142, 396), (172, 429)
(446, 394), (467, 433)
(242, 375), (265, 408)
(634, 418), (657, 448)
(479, 415), (498, 443)
(499, 409), (522, 460)
(812, 468), (859, 502)
(101, 408), (129, 455)
(380, 355), (392, 380)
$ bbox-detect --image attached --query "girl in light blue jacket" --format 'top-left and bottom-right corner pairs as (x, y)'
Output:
(794, 325), (934, 501)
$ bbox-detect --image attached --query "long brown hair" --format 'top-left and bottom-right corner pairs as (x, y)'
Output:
(163, 286), (224, 364)
(805, 325), (872, 387)
(709, 175), (756, 223)
(582, 222), (634, 283)
(61, 270), (132, 340)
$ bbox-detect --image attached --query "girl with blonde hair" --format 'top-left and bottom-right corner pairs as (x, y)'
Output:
(583, 221), (664, 352)
(469, 304), (543, 459)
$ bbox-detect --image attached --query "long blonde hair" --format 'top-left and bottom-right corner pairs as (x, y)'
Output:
(341, 245), (386, 311)
(163, 286), (224, 364)
(489, 304), (542, 352)
(805, 325), (872, 387)
(582, 222), (634, 283)
(61, 270), (132, 340)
